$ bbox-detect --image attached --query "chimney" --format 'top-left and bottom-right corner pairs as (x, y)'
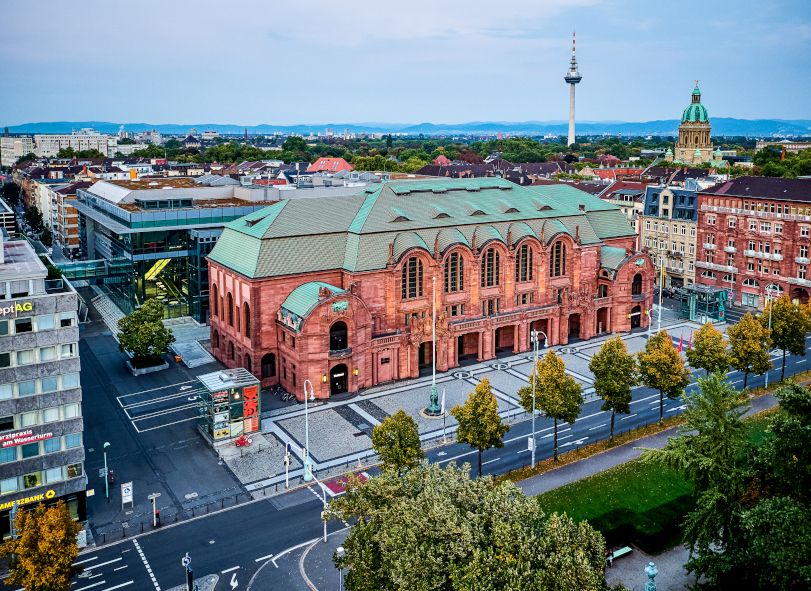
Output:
(578, 203), (586, 212)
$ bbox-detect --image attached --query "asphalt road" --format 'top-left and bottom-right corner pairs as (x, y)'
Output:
(4, 339), (807, 591)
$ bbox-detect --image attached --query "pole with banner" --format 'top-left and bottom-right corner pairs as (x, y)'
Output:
(147, 492), (161, 527)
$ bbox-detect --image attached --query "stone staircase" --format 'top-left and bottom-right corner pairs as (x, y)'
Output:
(89, 287), (124, 342)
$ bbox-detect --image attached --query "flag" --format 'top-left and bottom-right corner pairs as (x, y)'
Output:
(440, 388), (446, 415)
(688, 330), (693, 350)
(678, 335), (683, 352)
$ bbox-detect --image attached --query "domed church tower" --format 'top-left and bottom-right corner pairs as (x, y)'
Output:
(674, 83), (713, 164)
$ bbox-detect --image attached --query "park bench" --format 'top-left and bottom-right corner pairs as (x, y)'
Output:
(611, 546), (633, 560)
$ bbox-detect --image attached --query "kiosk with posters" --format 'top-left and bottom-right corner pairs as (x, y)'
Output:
(196, 368), (261, 446)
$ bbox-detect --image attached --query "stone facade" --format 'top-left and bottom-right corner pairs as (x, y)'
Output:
(696, 177), (811, 309)
(209, 222), (655, 400)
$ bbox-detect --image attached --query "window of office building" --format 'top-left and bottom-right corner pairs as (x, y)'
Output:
(21, 443), (39, 459)
(37, 315), (54, 331)
(14, 317), (33, 334)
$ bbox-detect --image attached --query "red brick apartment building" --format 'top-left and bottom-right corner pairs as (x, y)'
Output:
(696, 176), (811, 309)
(207, 178), (654, 400)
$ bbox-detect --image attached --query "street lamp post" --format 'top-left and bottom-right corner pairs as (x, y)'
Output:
(425, 275), (441, 415)
(529, 330), (547, 467)
(336, 546), (346, 591)
(103, 441), (110, 502)
(764, 284), (779, 389)
(303, 379), (315, 482)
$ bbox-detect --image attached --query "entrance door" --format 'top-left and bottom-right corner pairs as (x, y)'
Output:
(630, 305), (641, 329)
(418, 342), (432, 376)
(568, 314), (581, 338)
(330, 364), (348, 396)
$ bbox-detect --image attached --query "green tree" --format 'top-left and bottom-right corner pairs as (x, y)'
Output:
(0, 181), (22, 207)
(637, 330), (691, 422)
(40, 227), (53, 247)
(518, 350), (582, 461)
(0, 501), (82, 591)
(352, 154), (401, 172)
(763, 296), (810, 380)
(15, 152), (37, 165)
(686, 322), (731, 375)
(727, 312), (771, 388)
(117, 298), (175, 366)
(589, 336), (637, 439)
(371, 409), (423, 475)
(451, 378), (510, 476)
(24, 204), (44, 232)
(329, 463), (606, 591)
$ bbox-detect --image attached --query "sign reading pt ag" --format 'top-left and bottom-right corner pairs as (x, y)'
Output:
(0, 302), (33, 317)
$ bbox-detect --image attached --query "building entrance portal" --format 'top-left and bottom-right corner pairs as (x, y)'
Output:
(494, 326), (515, 356)
(457, 333), (479, 366)
(596, 308), (609, 335)
(630, 305), (642, 329)
(568, 314), (581, 339)
(330, 364), (348, 396)
(418, 342), (433, 376)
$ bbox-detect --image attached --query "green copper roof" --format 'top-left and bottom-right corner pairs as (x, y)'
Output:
(600, 246), (628, 271)
(682, 103), (709, 123)
(207, 177), (638, 279)
(280, 281), (345, 318)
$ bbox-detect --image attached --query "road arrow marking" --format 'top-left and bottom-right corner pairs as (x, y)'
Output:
(230, 572), (239, 589)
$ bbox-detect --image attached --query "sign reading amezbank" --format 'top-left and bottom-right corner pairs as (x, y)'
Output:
(0, 489), (56, 511)
(0, 301), (33, 317)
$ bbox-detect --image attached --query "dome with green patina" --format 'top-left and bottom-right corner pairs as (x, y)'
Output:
(681, 85), (709, 123)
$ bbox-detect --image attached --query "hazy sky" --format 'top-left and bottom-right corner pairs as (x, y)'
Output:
(2, 0), (810, 125)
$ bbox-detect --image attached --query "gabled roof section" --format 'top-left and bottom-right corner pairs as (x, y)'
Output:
(472, 224), (504, 248)
(281, 281), (345, 319)
(600, 246), (628, 271)
(435, 228), (469, 253)
(392, 232), (429, 260)
(507, 221), (537, 243)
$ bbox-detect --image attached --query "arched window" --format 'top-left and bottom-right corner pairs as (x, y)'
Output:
(211, 284), (218, 317)
(401, 257), (423, 299)
(261, 353), (276, 378)
(515, 244), (533, 282)
(243, 303), (251, 337)
(480, 248), (500, 287)
(212, 330), (220, 349)
(244, 354), (252, 373)
(632, 273), (643, 296)
(227, 293), (234, 326)
(550, 241), (567, 277)
(227, 341), (234, 360)
(444, 252), (464, 293)
(330, 321), (348, 351)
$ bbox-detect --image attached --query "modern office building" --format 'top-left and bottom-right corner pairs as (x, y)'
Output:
(0, 235), (85, 537)
(34, 129), (117, 158)
(0, 197), (16, 237)
(71, 178), (278, 321)
(208, 177), (655, 400)
(0, 135), (35, 168)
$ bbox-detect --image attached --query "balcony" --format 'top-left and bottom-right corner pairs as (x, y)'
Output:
(695, 261), (738, 273)
(796, 257), (810, 265)
(703, 243), (716, 250)
(743, 250), (783, 262)
(701, 204), (811, 223)
(328, 347), (352, 359)
(723, 245), (737, 254)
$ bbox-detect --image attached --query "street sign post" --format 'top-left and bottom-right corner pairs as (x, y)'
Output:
(121, 482), (133, 509)
(181, 553), (193, 591)
(148, 492), (161, 527)
(283, 452), (290, 489)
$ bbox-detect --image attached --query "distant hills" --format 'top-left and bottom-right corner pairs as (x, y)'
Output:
(4, 118), (811, 137)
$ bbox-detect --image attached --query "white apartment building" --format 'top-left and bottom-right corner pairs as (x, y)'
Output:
(34, 129), (117, 158)
(1, 136), (36, 167)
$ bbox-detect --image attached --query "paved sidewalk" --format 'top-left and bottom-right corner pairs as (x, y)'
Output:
(517, 391), (777, 497)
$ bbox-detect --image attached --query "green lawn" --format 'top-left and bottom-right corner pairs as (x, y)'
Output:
(535, 411), (775, 553)
(536, 460), (693, 552)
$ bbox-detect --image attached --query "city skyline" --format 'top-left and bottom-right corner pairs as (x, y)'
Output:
(1, 0), (810, 126)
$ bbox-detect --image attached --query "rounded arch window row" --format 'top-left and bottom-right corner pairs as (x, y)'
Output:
(209, 282), (251, 339)
(399, 238), (574, 300)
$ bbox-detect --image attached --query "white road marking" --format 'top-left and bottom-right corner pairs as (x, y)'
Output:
(482, 457), (501, 465)
(133, 416), (199, 434)
(132, 539), (160, 591)
(620, 413), (638, 421)
(588, 423), (606, 431)
(254, 553), (274, 563)
(116, 379), (197, 400)
(630, 394), (659, 405)
(668, 405), (688, 413)
(221, 566), (240, 574)
(113, 566), (128, 572)
(85, 558), (122, 570)
(90, 573), (104, 579)
(99, 582), (133, 591)
(271, 538), (320, 568)
(73, 556), (99, 566)
(796, 359), (805, 364)
(74, 582), (106, 591)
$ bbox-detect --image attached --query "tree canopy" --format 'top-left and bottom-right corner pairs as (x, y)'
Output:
(686, 322), (731, 375)
(763, 296), (810, 380)
(329, 463), (607, 591)
(726, 312), (771, 388)
(518, 350), (582, 460)
(637, 330), (691, 422)
(117, 298), (175, 365)
(451, 378), (510, 476)
(589, 336), (637, 439)
(0, 501), (82, 591)
(371, 410), (424, 475)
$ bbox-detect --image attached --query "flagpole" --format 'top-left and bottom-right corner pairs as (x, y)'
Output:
(425, 275), (441, 415)
(441, 388), (447, 443)
(657, 256), (664, 333)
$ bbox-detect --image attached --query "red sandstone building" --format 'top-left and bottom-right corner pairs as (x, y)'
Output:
(207, 178), (655, 399)
(696, 176), (811, 308)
